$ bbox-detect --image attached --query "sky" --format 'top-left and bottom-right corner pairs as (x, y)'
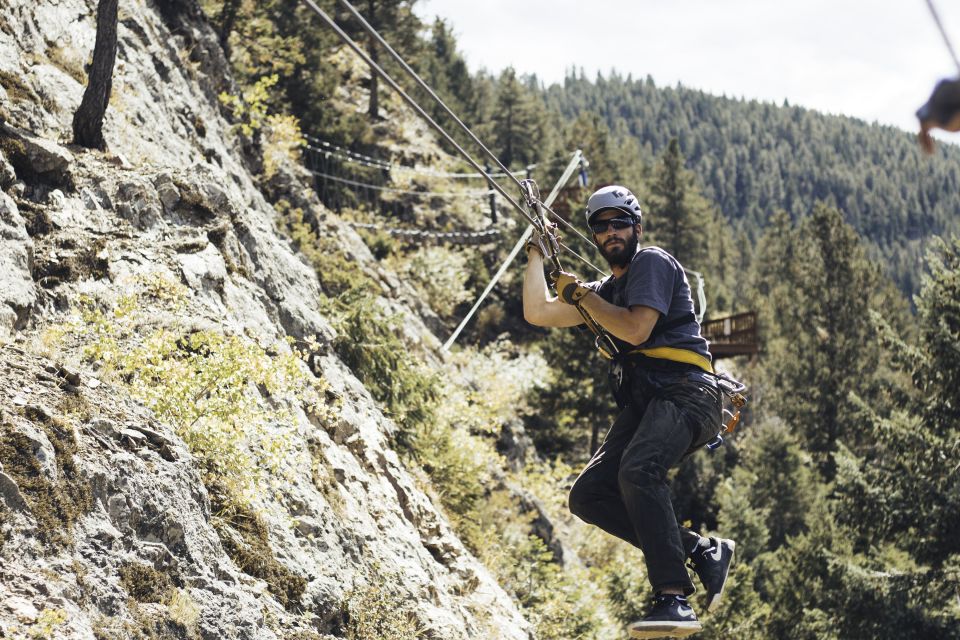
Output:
(413, 0), (960, 135)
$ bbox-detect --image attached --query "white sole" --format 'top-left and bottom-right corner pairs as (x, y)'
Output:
(628, 620), (702, 639)
(706, 538), (736, 612)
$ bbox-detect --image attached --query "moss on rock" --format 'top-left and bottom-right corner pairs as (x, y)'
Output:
(0, 412), (91, 548)
(206, 479), (306, 612)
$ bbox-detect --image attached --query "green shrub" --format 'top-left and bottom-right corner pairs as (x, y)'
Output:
(276, 200), (376, 298)
(327, 289), (441, 453)
(344, 566), (426, 640)
(219, 74), (279, 138)
(27, 608), (68, 639)
(57, 274), (326, 505)
(263, 113), (305, 179)
(470, 490), (602, 640)
(386, 246), (473, 318)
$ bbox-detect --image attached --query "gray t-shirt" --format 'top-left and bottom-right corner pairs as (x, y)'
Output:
(588, 246), (711, 361)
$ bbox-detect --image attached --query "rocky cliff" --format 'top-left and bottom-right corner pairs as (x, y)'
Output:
(0, 1), (533, 638)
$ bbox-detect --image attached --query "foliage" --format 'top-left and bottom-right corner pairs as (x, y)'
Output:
(276, 200), (377, 298)
(344, 566), (425, 640)
(470, 490), (601, 639)
(490, 68), (553, 169)
(441, 338), (548, 435)
(326, 289), (441, 452)
(27, 608), (68, 639)
(386, 245), (473, 318)
(262, 113), (305, 179)
(219, 74), (281, 138)
(830, 237), (960, 564)
(57, 275), (322, 506)
(218, 72), (306, 180)
(526, 323), (611, 460)
(746, 204), (909, 465)
(647, 137), (711, 267)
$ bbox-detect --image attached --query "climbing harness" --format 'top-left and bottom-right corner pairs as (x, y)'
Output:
(706, 373), (747, 450)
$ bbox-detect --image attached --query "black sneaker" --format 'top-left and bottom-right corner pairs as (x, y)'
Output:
(689, 537), (736, 612)
(627, 594), (702, 639)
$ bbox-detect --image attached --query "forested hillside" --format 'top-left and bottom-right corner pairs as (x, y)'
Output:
(544, 73), (960, 294)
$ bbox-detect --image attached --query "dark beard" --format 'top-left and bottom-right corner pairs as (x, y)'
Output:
(598, 228), (639, 268)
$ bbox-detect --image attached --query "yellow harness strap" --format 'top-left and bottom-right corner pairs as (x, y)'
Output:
(628, 346), (715, 374)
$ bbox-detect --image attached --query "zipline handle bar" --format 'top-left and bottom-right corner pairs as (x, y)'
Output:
(520, 179), (562, 278)
(443, 151), (585, 351)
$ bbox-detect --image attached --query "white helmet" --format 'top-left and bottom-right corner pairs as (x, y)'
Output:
(585, 185), (642, 226)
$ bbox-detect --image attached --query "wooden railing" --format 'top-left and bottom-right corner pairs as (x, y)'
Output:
(702, 311), (759, 359)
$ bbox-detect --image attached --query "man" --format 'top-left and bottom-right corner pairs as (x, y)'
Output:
(522, 185), (735, 639)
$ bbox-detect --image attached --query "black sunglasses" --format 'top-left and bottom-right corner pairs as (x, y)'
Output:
(589, 216), (636, 234)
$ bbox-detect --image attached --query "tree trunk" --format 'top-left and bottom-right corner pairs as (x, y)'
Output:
(218, 0), (242, 60)
(73, 0), (119, 150)
(367, 0), (379, 120)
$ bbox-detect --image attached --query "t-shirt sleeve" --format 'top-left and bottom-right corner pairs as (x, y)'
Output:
(583, 277), (607, 294)
(624, 250), (676, 315)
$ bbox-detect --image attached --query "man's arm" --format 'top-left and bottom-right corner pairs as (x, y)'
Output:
(578, 293), (660, 346)
(523, 251), (585, 328)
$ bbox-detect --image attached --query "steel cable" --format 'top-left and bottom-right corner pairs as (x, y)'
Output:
(299, 0), (532, 224)
(334, 0), (526, 191)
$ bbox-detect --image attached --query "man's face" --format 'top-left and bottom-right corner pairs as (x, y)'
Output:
(592, 209), (640, 268)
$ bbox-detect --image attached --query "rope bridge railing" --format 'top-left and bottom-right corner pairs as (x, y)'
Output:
(346, 221), (501, 246)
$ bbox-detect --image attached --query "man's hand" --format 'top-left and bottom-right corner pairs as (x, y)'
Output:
(525, 235), (545, 257)
(555, 271), (591, 305)
(526, 223), (560, 258)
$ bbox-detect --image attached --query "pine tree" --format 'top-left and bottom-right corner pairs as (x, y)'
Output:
(747, 205), (904, 466)
(647, 138), (710, 268)
(348, 0), (423, 121)
(491, 68), (547, 169)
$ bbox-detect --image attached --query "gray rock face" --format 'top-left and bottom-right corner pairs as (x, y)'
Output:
(0, 1), (534, 639)
(0, 191), (35, 338)
(0, 123), (72, 179)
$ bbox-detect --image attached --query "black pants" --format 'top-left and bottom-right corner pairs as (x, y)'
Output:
(568, 365), (722, 595)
